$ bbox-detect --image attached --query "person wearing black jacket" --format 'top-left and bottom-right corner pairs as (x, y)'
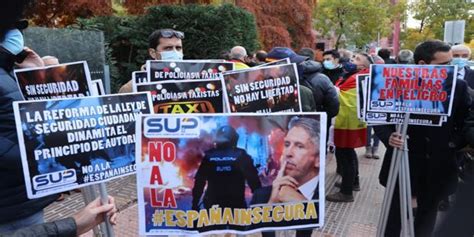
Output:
(266, 47), (340, 119)
(322, 49), (345, 84)
(0, 0), (59, 232)
(451, 44), (474, 89)
(374, 40), (472, 237)
(1, 196), (117, 237)
(434, 109), (474, 237)
(378, 48), (397, 64)
(192, 125), (261, 210)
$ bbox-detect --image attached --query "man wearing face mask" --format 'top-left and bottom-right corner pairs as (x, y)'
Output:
(451, 44), (473, 88)
(119, 28), (185, 93)
(322, 49), (344, 84)
(375, 40), (471, 237)
(326, 53), (371, 202)
(266, 47), (339, 119)
(0, 0), (61, 232)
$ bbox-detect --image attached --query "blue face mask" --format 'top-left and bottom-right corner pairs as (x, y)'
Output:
(0, 29), (24, 55)
(343, 62), (358, 73)
(160, 50), (183, 60)
(451, 57), (468, 68)
(323, 60), (336, 70)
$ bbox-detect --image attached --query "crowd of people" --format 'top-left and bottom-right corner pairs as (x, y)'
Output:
(1, 0), (474, 236)
(115, 28), (474, 236)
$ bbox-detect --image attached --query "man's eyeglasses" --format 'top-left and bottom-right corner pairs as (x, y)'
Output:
(159, 30), (185, 39)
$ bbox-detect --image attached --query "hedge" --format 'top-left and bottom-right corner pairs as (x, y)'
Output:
(76, 4), (259, 92)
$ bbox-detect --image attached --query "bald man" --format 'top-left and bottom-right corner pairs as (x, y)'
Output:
(228, 46), (250, 70)
(451, 44), (473, 88)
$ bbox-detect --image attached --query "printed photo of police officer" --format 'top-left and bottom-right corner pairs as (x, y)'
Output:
(191, 125), (262, 210)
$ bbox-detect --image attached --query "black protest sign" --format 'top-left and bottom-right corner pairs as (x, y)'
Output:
(358, 73), (444, 126)
(14, 61), (94, 100)
(147, 60), (234, 81)
(137, 79), (224, 113)
(13, 93), (153, 198)
(223, 64), (302, 113)
(134, 71), (149, 84)
(367, 64), (456, 116)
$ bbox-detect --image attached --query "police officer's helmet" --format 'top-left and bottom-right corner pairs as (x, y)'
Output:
(214, 125), (239, 147)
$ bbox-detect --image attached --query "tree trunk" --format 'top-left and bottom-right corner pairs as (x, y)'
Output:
(336, 8), (344, 49)
(335, 32), (343, 49)
(419, 18), (425, 33)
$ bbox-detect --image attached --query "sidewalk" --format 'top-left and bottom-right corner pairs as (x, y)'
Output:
(322, 147), (385, 237)
(45, 146), (386, 237)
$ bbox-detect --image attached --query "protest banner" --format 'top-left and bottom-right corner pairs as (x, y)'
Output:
(14, 61), (94, 100)
(13, 93), (153, 199)
(365, 112), (443, 126)
(136, 112), (326, 235)
(367, 64), (456, 116)
(136, 79), (225, 113)
(147, 60), (234, 81)
(223, 64), (302, 113)
(133, 71), (149, 85)
(357, 74), (444, 126)
(92, 79), (105, 96)
(356, 74), (369, 119)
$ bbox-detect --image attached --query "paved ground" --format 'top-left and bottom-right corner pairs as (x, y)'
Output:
(45, 146), (386, 237)
(322, 147), (385, 237)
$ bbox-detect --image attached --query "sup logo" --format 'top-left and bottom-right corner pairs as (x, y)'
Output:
(33, 169), (76, 190)
(366, 112), (387, 121)
(144, 116), (200, 138)
(371, 101), (394, 108)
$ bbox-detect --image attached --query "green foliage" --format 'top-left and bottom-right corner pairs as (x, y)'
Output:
(314, 0), (406, 48)
(400, 28), (435, 51)
(410, 0), (473, 42)
(76, 4), (259, 92)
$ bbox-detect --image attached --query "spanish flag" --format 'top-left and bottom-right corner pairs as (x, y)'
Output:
(334, 70), (367, 148)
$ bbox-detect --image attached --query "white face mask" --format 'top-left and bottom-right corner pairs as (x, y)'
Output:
(160, 50), (183, 60)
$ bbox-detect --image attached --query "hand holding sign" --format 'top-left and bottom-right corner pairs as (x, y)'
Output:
(15, 47), (44, 68)
(73, 196), (118, 235)
(389, 132), (404, 149)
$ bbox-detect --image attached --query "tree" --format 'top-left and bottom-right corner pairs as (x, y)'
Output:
(122, 0), (213, 14)
(313, 0), (405, 49)
(25, 0), (113, 27)
(236, 0), (315, 50)
(400, 28), (435, 50)
(468, 39), (474, 54)
(121, 0), (316, 50)
(410, 1), (473, 43)
(78, 4), (259, 92)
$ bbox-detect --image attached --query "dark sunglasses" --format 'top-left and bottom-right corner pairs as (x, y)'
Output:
(159, 30), (185, 39)
(361, 53), (375, 64)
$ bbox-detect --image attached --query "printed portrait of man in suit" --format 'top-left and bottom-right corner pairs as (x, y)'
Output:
(250, 116), (321, 237)
(252, 116), (320, 204)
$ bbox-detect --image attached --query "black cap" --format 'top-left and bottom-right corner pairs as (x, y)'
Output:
(15, 19), (28, 30)
(267, 47), (308, 64)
